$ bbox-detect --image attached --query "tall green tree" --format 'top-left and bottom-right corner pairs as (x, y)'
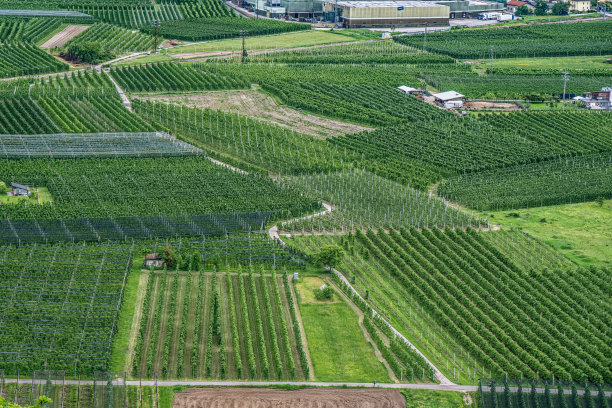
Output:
(552, 1), (570, 14)
(535, 1), (549, 15)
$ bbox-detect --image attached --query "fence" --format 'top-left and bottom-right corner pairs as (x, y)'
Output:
(479, 378), (612, 408)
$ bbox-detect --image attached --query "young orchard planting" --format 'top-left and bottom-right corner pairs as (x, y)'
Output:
(0, 17), (64, 43)
(131, 268), (308, 380)
(281, 170), (476, 232)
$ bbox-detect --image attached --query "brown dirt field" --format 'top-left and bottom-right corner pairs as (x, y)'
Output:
(41, 25), (90, 48)
(464, 101), (520, 111)
(172, 387), (406, 408)
(134, 91), (371, 138)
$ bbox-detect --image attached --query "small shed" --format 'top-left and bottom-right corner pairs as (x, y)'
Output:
(397, 85), (419, 95)
(11, 183), (30, 197)
(432, 91), (465, 109)
(144, 253), (164, 268)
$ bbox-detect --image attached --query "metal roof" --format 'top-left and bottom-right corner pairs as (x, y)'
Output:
(330, 1), (447, 8)
(11, 182), (29, 190)
(398, 85), (418, 92)
(433, 91), (464, 101)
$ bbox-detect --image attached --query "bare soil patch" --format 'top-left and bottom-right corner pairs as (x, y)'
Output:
(41, 25), (90, 48)
(134, 91), (371, 138)
(172, 387), (405, 408)
(464, 101), (520, 111)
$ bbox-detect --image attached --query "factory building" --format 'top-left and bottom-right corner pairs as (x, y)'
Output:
(322, 0), (450, 27)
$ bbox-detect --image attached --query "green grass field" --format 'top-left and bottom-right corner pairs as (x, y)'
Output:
(0, 187), (52, 205)
(488, 199), (612, 267)
(403, 389), (474, 408)
(297, 276), (391, 383)
(166, 30), (363, 54)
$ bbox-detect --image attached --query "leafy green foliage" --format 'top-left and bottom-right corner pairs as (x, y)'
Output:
(0, 42), (67, 77)
(438, 153), (612, 211)
(141, 18), (309, 42)
(0, 17), (63, 43)
(314, 244), (344, 268)
(65, 23), (155, 54)
(0, 156), (319, 219)
(0, 242), (132, 375)
(396, 21), (612, 58)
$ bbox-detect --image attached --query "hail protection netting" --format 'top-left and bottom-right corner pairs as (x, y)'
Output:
(93, 372), (126, 408)
(31, 370), (65, 408)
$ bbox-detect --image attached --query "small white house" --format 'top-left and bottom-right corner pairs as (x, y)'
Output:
(144, 253), (164, 268)
(432, 91), (465, 109)
(580, 87), (612, 110)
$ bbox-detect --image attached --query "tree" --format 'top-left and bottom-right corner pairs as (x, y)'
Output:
(163, 245), (177, 267)
(314, 245), (344, 269)
(531, 381), (541, 408)
(557, 383), (568, 408)
(515, 4), (532, 15)
(552, 1), (570, 14)
(503, 379), (512, 408)
(0, 181), (7, 194)
(66, 41), (114, 64)
(535, 1), (549, 15)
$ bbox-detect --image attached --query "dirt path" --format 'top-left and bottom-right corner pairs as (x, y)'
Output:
(133, 92), (370, 138)
(40, 25), (90, 49)
(173, 387), (406, 408)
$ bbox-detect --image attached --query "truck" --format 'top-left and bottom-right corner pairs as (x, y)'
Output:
(497, 13), (515, 21)
(478, 12), (502, 19)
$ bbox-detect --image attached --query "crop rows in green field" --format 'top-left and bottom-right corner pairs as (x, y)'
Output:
(438, 152), (612, 211)
(0, 18), (63, 43)
(141, 17), (308, 41)
(281, 170), (476, 231)
(423, 72), (611, 100)
(1, 383), (173, 408)
(0, 95), (154, 134)
(65, 23), (155, 53)
(133, 99), (347, 174)
(0, 156), (320, 220)
(0, 241), (133, 375)
(289, 228), (611, 383)
(0, 131), (201, 159)
(131, 268), (308, 380)
(245, 40), (455, 65)
(110, 63), (249, 93)
(0, 2), (232, 28)
(395, 20), (612, 59)
(0, 43), (68, 78)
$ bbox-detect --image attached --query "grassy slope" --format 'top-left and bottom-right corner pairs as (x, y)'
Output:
(488, 199), (611, 267)
(297, 276), (390, 383)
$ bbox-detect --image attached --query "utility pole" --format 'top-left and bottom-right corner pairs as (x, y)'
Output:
(423, 23), (428, 52)
(490, 45), (494, 73)
(240, 30), (248, 63)
(152, 19), (160, 54)
(562, 71), (569, 111)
